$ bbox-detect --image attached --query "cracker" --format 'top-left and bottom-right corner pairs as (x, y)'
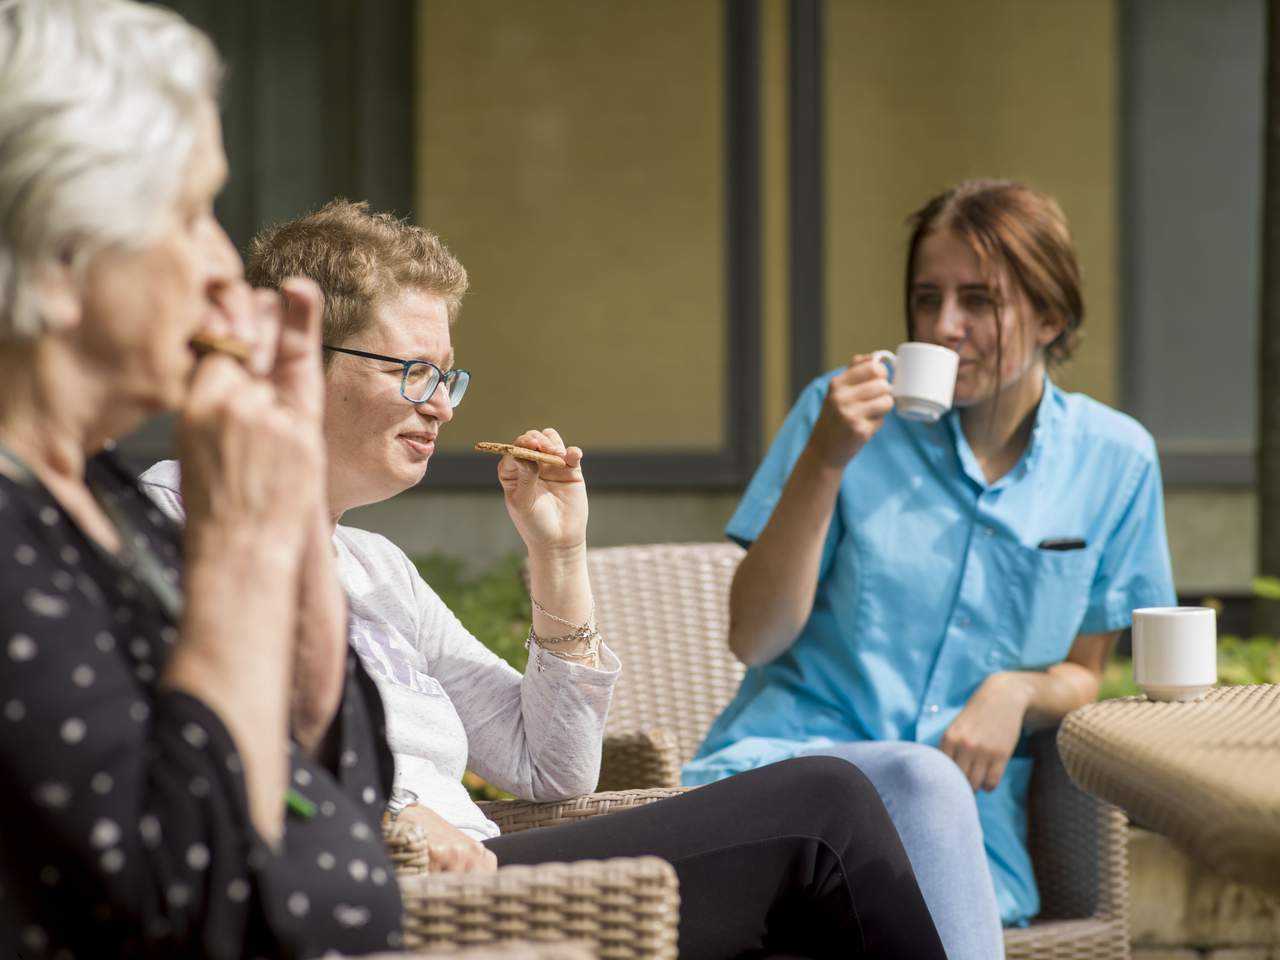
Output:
(473, 441), (567, 467)
(189, 332), (252, 362)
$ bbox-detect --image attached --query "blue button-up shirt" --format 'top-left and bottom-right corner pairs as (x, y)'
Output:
(683, 371), (1176, 925)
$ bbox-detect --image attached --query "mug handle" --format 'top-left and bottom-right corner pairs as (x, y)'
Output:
(869, 349), (895, 383)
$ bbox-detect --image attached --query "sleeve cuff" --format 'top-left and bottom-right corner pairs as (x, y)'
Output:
(524, 640), (620, 686)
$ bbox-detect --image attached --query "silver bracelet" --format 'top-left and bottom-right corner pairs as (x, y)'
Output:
(532, 595), (594, 629)
(386, 787), (418, 820)
(524, 622), (601, 672)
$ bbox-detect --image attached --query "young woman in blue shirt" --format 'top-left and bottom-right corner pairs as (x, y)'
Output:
(684, 180), (1177, 959)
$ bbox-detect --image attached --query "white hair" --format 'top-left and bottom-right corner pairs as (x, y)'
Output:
(0, 0), (221, 339)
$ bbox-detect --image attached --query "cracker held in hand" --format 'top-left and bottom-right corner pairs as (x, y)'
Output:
(474, 441), (567, 467)
(189, 331), (252, 362)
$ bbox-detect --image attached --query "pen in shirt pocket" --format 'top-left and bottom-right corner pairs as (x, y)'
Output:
(1037, 537), (1088, 552)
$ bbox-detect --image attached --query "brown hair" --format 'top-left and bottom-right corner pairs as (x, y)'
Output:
(904, 179), (1083, 367)
(246, 199), (468, 361)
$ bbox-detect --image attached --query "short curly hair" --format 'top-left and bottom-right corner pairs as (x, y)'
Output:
(246, 199), (469, 358)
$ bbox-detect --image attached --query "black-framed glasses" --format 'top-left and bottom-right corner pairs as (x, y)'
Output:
(323, 345), (470, 407)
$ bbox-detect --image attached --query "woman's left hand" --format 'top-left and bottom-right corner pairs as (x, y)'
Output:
(939, 672), (1031, 792)
(497, 428), (587, 556)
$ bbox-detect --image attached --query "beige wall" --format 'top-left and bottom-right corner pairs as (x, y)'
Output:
(384, 0), (1257, 597)
(824, 0), (1117, 404)
(416, 0), (726, 454)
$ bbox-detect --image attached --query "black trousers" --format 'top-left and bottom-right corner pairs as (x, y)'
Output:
(485, 756), (946, 960)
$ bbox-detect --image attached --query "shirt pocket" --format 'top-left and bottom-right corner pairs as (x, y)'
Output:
(993, 540), (1100, 670)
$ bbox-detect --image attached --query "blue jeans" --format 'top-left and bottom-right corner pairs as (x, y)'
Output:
(802, 741), (1005, 960)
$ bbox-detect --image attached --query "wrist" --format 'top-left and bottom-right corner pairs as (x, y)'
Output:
(987, 671), (1035, 711)
(185, 520), (303, 571)
(796, 442), (852, 485)
(526, 541), (588, 579)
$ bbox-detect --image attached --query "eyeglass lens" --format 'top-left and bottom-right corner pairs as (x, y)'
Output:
(404, 362), (469, 406)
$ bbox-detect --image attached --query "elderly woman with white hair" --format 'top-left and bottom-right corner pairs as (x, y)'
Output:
(0, 1), (401, 956)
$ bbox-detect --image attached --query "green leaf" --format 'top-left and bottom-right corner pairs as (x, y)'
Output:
(1251, 576), (1280, 600)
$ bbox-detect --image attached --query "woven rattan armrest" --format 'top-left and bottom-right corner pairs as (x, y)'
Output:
(597, 730), (683, 790)
(360, 946), (593, 959)
(475, 788), (690, 834)
(397, 857), (679, 960)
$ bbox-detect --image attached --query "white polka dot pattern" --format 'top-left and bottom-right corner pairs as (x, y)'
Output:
(21, 926), (48, 951)
(138, 815), (161, 848)
(9, 634), (35, 661)
(0, 455), (401, 955)
(286, 892), (309, 918)
(90, 819), (120, 849)
(59, 717), (86, 744)
(186, 843), (210, 871)
(24, 588), (68, 618)
(33, 782), (70, 809)
(182, 723), (208, 748)
(333, 904), (370, 928)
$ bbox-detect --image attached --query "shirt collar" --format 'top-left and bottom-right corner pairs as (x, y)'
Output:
(945, 373), (1062, 491)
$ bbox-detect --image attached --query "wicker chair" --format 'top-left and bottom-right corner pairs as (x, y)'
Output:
(391, 953), (583, 959)
(582, 542), (1131, 960)
(385, 815), (679, 960)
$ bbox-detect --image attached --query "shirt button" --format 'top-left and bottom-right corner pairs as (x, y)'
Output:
(983, 526), (995, 538)
(927, 704), (940, 714)
(956, 615), (971, 628)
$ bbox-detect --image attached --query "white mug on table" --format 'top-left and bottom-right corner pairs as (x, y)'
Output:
(1131, 606), (1218, 702)
(871, 342), (959, 423)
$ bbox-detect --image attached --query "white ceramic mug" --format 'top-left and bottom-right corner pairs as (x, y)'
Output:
(1131, 606), (1218, 702)
(871, 342), (959, 423)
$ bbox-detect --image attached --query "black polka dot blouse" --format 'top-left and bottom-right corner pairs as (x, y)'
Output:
(0, 452), (402, 958)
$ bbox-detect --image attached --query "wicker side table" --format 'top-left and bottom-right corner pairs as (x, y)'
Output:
(1059, 684), (1280, 895)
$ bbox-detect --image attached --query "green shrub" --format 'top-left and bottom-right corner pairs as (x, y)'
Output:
(412, 553), (530, 800)
(412, 553), (531, 671)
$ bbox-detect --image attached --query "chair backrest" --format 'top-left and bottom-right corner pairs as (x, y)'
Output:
(586, 542), (747, 764)
(583, 541), (1124, 925)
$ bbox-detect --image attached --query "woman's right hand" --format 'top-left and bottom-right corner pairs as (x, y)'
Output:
(388, 804), (499, 874)
(177, 279), (325, 555)
(806, 354), (895, 468)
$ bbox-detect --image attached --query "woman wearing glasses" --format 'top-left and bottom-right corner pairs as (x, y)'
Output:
(143, 199), (948, 959)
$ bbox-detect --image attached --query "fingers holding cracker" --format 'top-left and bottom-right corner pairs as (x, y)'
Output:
(474, 441), (566, 467)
